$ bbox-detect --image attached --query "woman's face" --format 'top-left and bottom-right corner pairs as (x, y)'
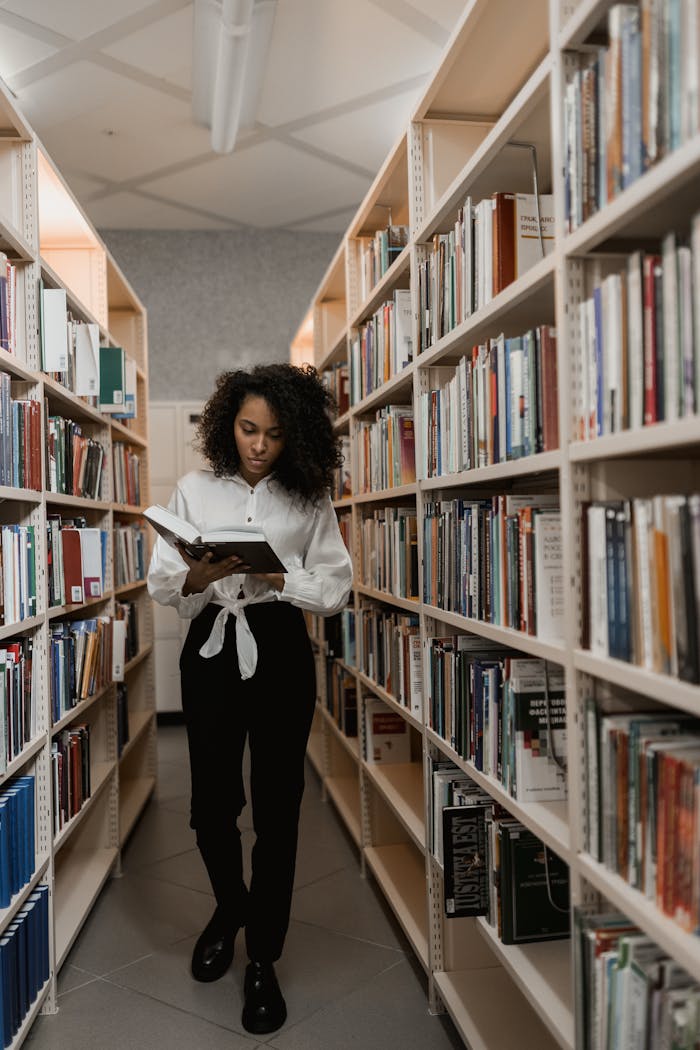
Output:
(233, 394), (285, 486)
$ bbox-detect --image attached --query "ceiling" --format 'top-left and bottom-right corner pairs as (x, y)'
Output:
(0, 0), (465, 233)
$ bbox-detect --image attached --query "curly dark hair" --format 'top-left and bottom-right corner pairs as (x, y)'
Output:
(196, 363), (342, 502)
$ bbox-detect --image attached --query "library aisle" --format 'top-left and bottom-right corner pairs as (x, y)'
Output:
(25, 724), (463, 1050)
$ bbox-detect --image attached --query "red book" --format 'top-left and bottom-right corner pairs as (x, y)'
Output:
(61, 528), (84, 605)
(492, 193), (516, 296)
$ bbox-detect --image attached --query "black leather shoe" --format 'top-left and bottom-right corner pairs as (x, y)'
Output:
(191, 908), (236, 983)
(241, 961), (287, 1035)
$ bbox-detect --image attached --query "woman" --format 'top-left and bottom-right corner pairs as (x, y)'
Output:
(147, 363), (353, 1035)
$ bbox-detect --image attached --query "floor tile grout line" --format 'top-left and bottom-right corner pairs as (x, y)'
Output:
(289, 916), (407, 955)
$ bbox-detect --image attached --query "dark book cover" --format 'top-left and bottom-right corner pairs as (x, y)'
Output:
(501, 826), (570, 943)
(442, 803), (490, 918)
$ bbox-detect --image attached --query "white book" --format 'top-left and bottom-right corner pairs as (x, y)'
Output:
(533, 511), (564, 642)
(364, 697), (411, 765)
(409, 634), (422, 719)
(632, 497), (654, 670)
(604, 272), (623, 433)
(509, 658), (566, 802)
(495, 333), (507, 463)
(588, 505), (609, 656)
(627, 252), (644, 430)
(112, 619), (127, 682)
(40, 287), (69, 372)
(514, 192), (555, 275)
(78, 528), (103, 599)
(586, 296), (598, 438)
(73, 323), (100, 397)
(392, 288), (413, 372)
(677, 244), (695, 415)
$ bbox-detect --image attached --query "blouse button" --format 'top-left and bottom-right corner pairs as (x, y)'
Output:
(250, 489), (254, 495)
(247, 517), (252, 522)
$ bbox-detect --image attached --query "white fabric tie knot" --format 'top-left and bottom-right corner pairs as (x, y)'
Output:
(198, 597), (258, 679)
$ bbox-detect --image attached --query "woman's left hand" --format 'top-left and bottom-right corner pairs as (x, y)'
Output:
(248, 572), (284, 592)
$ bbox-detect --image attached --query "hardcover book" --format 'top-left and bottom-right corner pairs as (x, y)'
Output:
(144, 505), (286, 572)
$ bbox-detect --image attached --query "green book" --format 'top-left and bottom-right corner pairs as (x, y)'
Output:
(99, 346), (125, 413)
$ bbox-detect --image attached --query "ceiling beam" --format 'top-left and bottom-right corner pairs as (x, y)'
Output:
(366, 0), (449, 47)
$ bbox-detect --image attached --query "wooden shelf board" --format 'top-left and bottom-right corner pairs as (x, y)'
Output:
(574, 649), (700, 715)
(420, 449), (562, 490)
(1, 733), (47, 786)
(356, 584), (420, 613)
(0, 484), (42, 503)
(306, 732), (324, 777)
(47, 594), (110, 621)
(51, 683), (112, 736)
(364, 842), (429, 969)
(0, 348), (37, 383)
(476, 918), (574, 1050)
(559, 0), (610, 49)
(425, 727), (571, 861)
(54, 846), (119, 969)
(317, 325), (348, 373)
(119, 709), (154, 763)
(110, 420), (147, 447)
(325, 775), (362, 847)
(356, 670), (423, 732)
(364, 761), (425, 850)
(569, 416), (700, 461)
(0, 853), (51, 936)
(53, 761), (115, 853)
(422, 605), (567, 663)
(350, 360), (415, 417)
(119, 776), (155, 843)
(352, 483), (419, 504)
(578, 854), (700, 985)
(348, 244), (412, 330)
(0, 218), (36, 262)
(124, 644), (154, 675)
(45, 492), (110, 510)
(42, 373), (104, 425)
(323, 708), (361, 762)
(0, 615), (43, 640)
(433, 966), (562, 1050)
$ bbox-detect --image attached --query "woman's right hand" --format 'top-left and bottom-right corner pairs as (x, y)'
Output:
(177, 544), (248, 595)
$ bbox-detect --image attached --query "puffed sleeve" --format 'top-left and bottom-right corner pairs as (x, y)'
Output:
(146, 479), (214, 619)
(279, 495), (353, 615)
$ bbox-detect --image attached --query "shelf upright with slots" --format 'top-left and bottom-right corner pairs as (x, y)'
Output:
(0, 77), (155, 1043)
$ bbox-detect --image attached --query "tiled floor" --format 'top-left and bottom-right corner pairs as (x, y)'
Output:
(26, 724), (464, 1049)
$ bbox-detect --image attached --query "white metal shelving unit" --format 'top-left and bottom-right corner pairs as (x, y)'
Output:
(0, 79), (155, 1043)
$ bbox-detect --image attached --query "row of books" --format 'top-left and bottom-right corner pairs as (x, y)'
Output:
(332, 435), (351, 501)
(0, 775), (34, 907)
(115, 599), (139, 664)
(39, 287), (136, 416)
(51, 723), (90, 835)
(325, 661), (357, 738)
(358, 505), (418, 598)
(354, 404), (416, 493)
(574, 910), (700, 1050)
(430, 761), (570, 939)
(0, 885), (49, 1049)
(585, 494), (700, 681)
(47, 517), (107, 608)
(349, 288), (412, 404)
(417, 192), (554, 353)
(325, 609), (357, 672)
(356, 605), (421, 717)
(112, 442), (141, 506)
(113, 523), (147, 588)
(322, 362), (349, 418)
(575, 224), (700, 441)
(565, 1), (700, 232)
(0, 525), (36, 626)
(357, 223), (409, 304)
(419, 326), (559, 479)
(427, 640), (567, 802)
(586, 704), (700, 933)
(423, 494), (564, 643)
(50, 616), (125, 723)
(0, 253), (17, 356)
(0, 376), (40, 491)
(46, 415), (105, 500)
(0, 638), (35, 774)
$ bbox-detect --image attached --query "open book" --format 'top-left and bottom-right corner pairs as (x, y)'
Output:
(144, 505), (286, 572)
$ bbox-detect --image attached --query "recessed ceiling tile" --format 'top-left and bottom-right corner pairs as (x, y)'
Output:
(257, 0), (441, 127)
(291, 87), (423, 173)
(0, 0), (156, 41)
(13, 61), (136, 129)
(143, 139), (372, 228)
(86, 191), (236, 231)
(101, 6), (193, 82)
(0, 23), (57, 78)
(287, 206), (360, 234)
(38, 75), (211, 182)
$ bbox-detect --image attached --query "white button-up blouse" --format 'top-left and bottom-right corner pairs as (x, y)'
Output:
(147, 469), (353, 679)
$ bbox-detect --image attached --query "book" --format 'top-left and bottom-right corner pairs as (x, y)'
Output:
(364, 697), (411, 763)
(500, 825), (570, 943)
(98, 345), (125, 413)
(143, 504), (286, 572)
(442, 802), (491, 917)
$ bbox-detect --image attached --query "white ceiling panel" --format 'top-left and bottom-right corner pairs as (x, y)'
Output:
(84, 190), (234, 230)
(0, 24), (57, 78)
(143, 139), (370, 228)
(1, 0), (156, 41)
(39, 78), (210, 182)
(15, 61), (136, 128)
(291, 87), (424, 173)
(404, 0), (469, 31)
(257, 0), (442, 127)
(290, 206), (359, 234)
(101, 5), (193, 83)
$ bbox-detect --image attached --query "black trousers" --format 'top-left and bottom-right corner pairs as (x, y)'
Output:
(179, 601), (316, 962)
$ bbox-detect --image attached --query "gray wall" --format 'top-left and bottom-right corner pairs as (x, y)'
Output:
(102, 229), (339, 400)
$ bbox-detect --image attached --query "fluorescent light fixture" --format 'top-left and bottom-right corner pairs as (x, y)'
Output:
(192, 0), (277, 154)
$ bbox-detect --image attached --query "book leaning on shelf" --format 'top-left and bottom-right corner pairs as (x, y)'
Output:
(143, 505), (286, 572)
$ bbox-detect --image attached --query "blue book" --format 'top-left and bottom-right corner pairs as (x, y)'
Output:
(0, 807), (8, 909)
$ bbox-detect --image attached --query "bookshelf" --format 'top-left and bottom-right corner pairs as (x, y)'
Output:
(296, 0), (700, 1046)
(0, 78), (155, 1041)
